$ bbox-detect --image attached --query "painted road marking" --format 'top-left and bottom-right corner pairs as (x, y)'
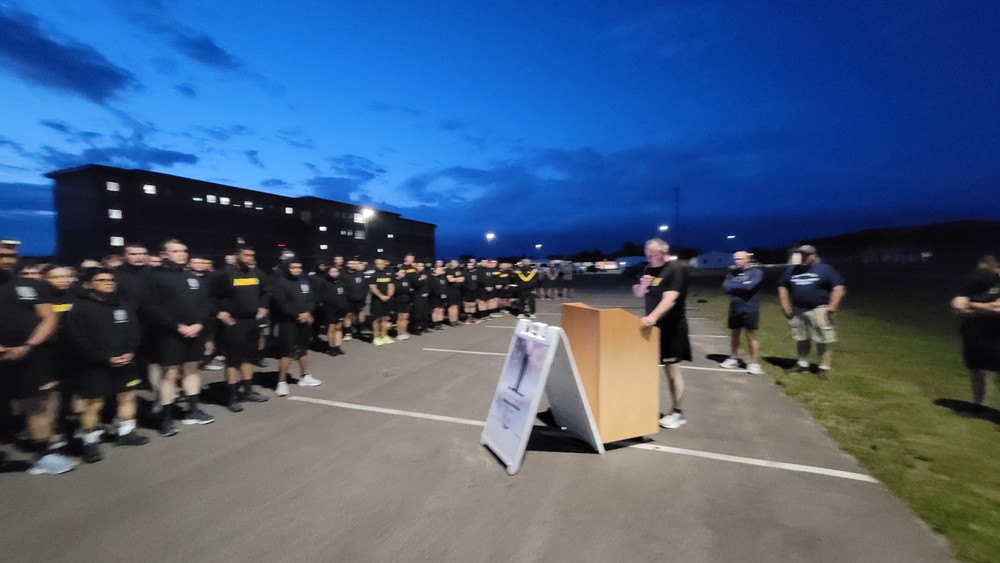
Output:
(423, 347), (506, 357)
(289, 397), (877, 483)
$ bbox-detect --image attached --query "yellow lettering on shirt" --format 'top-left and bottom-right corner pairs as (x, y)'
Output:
(233, 277), (259, 287)
(376, 277), (392, 283)
(52, 303), (73, 313)
(652, 278), (662, 286)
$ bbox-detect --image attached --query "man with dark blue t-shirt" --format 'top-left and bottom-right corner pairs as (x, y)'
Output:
(721, 251), (764, 375)
(778, 245), (846, 378)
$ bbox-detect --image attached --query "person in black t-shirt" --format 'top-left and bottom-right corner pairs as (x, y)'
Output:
(342, 258), (368, 341)
(634, 238), (691, 430)
(0, 240), (75, 474)
(392, 267), (413, 341)
(429, 260), (448, 329)
(445, 260), (464, 326)
(368, 259), (395, 345)
(951, 255), (1000, 408)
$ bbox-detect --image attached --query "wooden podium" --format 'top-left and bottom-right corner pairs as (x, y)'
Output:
(561, 303), (660, 442)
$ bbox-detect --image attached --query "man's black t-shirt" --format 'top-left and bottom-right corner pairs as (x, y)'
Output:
(0, 276), (51, 347)
(643, 261), (688, 327)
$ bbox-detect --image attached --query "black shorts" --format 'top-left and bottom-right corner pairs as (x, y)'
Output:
(658, 318), (692, 365)
(221, 318), (260, 367)
(73, 365), (142, 400)
(448, 287), (462, 306)
(157, 331), (207, 366)
(349, 299), (366, 316)
(394, 300), (412, 314)
(430, 294), (445, 309)
(727, 311), (760, 331)
(370, 298), (390, 319)
(274, 321), (311, 359)
(323, 305), (347, 324)
(462, 288), (478, 304)
(0, 350), (57, 400)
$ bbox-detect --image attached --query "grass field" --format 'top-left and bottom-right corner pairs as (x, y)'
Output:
(683, 266), (1000, 563)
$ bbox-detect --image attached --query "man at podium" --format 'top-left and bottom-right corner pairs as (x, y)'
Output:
(633, 238), (691, 429)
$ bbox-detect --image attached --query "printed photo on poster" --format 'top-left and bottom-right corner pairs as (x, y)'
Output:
(492, 336), (548, 437)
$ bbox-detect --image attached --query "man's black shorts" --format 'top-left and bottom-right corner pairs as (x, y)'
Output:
(348, 299), (366, 316)
(727, 311), (760, 331)
(658, 318), (692, 365)
(157, 331), (207, 366)
(0, 350), (57, 400)
(370, 298), (390, 319)
(394, 300), (412, 314)
(221, 318), (260, 368)
(274, 321), (311, 359)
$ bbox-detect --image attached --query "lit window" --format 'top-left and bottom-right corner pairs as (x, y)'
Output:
(106, 181), (120, 192)
(340, 230), (347, 235)
(192, 196), (204, 202)
(285, 207), (294, 214)
(377, 248), (383, 253)
(220, 196), (231, 205)
(108, 209), (122, 220)
(143, 184), (156, 195)
(319, 226), (327, 232)
(255, 206), (263, 210)
(347, 230), (353, 236)
(354, 213), (364, 223)
(110, 236), (124, 246)
(355, 230), (366, 240)
(244, 201), (253, 208)
(387, 234), (394, 239)
(206, 195), (217, 203)
(320, 244), (328, 250)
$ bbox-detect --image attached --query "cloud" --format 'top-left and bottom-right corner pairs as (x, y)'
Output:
(41, 142), (198, 171)
(306, 176), (369, 202)
(276, 128), (315, 150)
(245, 149), (264, 168)
(187, 125), (252, 142)
(328, 154), (386, 181)
(0, 5), (140, 104)
(174, 83), (197, 98)
(261, 178), (291, 189)
(368, 101), (422, 117)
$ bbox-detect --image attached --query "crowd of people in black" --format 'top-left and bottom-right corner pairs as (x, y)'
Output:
(0, 237), (573, 475)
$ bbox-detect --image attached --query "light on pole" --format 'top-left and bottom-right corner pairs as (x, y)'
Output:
(659, 225), (669, 233)
(485, 232), (495, 245)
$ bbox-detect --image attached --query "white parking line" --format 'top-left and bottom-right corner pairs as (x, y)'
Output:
(681, 365), (746, 373)
(423, 347), (506, 356)
(289, 397), (877, 483)
(289, 396), (485, 427)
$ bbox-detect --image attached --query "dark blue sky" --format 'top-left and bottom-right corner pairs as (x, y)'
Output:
(1, 1), (998, 258)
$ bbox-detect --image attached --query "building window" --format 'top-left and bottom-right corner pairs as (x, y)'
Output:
(143, 184), (156, 195)
(108, 209), (122, 220)
(255, 206), (263, 210)
(387, 234), (394, 239)
(355, 230), (366, 240)
(110, 236), (124, 246)
(347, 230), (353, 236)
(106, 181), (120, 192)
(354, 213), (364, 224)
(220, 196), (231, 205)
(341, 230), (347, 235)
(319, 226), (327, 232)
(192, 196), (204, 202)
(320, 244), (328, 250)
(244, 201), (253, 208)
(206, 195), (217, 203)
(377, 248), (384, 253)
(285, 207), (294, 214)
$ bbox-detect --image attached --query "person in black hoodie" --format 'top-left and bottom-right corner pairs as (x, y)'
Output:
(271, 258), (321, 397)
(65, 267), (150, 463)
(210, 244), (270, 412)
(318, 265), (348, 356)
(145, 240), (215, 435)
(113, 244), (158, 389)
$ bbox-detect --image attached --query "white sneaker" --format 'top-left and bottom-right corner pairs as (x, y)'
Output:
(517, 314), (528, 319)
(396, 333), (410, 341)
(275, 381), (289, 397)
(746, 362), (764, 375)
(297, 374), (322, 387)
(529, 314), (537, 319)
(659, 411), (686, 429)
(719, 358), (740, 369)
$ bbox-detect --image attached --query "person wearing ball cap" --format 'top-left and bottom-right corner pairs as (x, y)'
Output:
(778, 244), (846, 378)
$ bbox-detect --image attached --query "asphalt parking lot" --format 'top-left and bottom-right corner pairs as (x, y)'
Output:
(0, 274), (953, 562)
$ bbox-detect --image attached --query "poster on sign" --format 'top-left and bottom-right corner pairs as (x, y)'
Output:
(481, 320), (603, 475)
